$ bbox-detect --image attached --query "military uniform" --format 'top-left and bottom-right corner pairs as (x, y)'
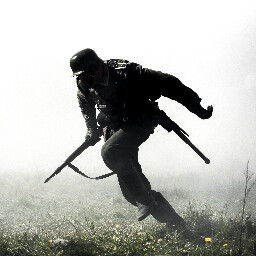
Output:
(77, 59), (208, 132)
(76, 59), (209, 224)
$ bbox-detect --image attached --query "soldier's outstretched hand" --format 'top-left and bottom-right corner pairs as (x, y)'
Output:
(201, 105), (213, 119)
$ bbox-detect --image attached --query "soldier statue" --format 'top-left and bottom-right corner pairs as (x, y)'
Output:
(69, 48), (213, 226)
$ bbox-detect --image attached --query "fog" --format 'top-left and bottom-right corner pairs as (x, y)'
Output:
(0, 0), (256, 187)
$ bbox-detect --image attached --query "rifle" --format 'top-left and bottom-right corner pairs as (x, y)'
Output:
(45, 103), (210, 183)
(44, 133), (102, 183)
(150, 103), (210, 164)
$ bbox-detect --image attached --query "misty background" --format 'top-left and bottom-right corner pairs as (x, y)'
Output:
(0, 0), (256, 192)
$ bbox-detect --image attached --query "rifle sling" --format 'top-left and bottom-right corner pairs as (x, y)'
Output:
(67, 162), (115, 180)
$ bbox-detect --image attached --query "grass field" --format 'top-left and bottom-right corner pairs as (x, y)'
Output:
(0, 167), (256, 256)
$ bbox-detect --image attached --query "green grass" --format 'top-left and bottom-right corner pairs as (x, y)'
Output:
(0, 171), (256, 255)
(1, 206), (256, 256)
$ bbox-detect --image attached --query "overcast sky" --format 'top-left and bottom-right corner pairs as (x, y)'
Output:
(0, 0), (256, 181)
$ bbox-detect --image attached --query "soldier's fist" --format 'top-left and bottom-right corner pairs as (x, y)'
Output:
(85, 128), (98, 141)
(200, 105), (213, 119)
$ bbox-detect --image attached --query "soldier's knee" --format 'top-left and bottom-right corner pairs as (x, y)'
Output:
(101, 144), (128, 174)
(101, 143), (113, 164)
(101, 144), (118, 167)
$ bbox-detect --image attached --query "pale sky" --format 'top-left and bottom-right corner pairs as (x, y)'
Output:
(0, 0), (256, 181)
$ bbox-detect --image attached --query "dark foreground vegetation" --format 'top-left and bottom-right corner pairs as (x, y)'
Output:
(0, 163), (255, 255)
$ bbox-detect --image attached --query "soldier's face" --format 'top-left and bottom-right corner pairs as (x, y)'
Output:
(76, 70), (94, 88)
(76, 65), (103, 89)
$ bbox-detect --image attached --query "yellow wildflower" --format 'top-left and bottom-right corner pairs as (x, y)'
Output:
(205, 238), (212, 242)
(115, 225), (119, 228)
(223, 244), (228, 247)
(48, 240), (52, 244)
(158, 238), (163, 242)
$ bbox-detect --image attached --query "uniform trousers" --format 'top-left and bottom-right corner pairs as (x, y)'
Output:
(101, 123), (153, 205)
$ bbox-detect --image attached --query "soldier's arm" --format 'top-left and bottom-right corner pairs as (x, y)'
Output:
(127, 63), (212, 119)
(77, 90), (97, 130)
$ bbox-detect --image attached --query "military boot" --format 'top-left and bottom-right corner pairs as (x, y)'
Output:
(136, 192), (157, 221)
(150, 191), (185, 228)
(137, 202), (151, 221)
(120, 173), (157, 221)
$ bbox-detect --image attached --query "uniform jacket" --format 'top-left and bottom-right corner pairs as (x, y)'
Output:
(77, 59), (204, 131)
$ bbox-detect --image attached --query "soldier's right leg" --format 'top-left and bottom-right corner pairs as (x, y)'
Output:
(101, 124), (156, 221)
(117, 149), (151, 206)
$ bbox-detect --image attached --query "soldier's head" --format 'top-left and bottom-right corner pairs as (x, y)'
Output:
(70, 48), (104, 88)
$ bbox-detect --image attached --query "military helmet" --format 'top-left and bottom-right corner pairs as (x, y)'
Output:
(70, 48), (103, 76)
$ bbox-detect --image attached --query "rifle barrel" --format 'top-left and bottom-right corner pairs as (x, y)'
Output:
(174, 129), (210, 164)
(151, 104), (210, 164)
(44, 162), (68, 183)
(44, 137), (101, 183)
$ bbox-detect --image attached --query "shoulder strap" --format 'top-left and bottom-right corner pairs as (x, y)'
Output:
(107, 59), (129, 70)
(67, 162), (115, 180)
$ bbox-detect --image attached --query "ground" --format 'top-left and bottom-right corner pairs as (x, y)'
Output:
(0, 169), (256, 255)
